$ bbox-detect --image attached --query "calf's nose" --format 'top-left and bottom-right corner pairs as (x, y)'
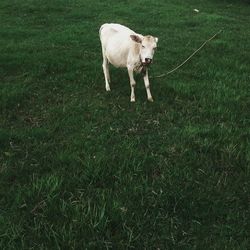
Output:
(145, 58), (152, 64)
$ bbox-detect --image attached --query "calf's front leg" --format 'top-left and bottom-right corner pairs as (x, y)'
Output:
(127, 65), (136, 102)
(143, 69), (153, 102)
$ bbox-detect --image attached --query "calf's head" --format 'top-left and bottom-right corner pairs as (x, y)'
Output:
(130, 34), (158, 66)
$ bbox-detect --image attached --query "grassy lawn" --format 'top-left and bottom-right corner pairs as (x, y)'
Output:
(0, 0), (249, 248)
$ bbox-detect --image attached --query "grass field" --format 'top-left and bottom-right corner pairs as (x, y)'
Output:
(1, 0), (250, 249)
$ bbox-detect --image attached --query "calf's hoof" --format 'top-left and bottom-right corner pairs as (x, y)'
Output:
(130, 98), (135, 102)
(148, 97), (154, 102)
(106, 86), (111, 91)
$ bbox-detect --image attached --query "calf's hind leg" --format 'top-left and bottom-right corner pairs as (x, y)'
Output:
(101, 46), (111, 91)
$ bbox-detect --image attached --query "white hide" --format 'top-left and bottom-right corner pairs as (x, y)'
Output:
(99, 23), (158, 102)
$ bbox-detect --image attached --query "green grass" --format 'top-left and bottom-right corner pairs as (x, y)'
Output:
(0, 0), (250, 249)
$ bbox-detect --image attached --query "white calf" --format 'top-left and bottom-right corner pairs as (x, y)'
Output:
(99, 23), (158, 102)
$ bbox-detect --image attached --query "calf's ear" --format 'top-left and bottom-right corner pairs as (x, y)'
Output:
(155, 37), (159, 43)
(130, 34), (142, 43)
